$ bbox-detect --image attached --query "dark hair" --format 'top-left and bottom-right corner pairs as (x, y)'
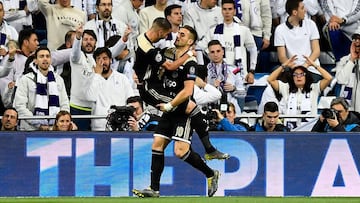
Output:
(221, 0), (235, 7)
(285, 0), (303, 15)
(3, 107), (18, 120)
(152, 17), (172, 31)
(288, 66), (313, 93)
(18, 29), (37, 48)
(264, 102), (279, 113)
(181, 25), (198, 43)
(208, 39), (222, 48)
(64, 30), (76, 43)
(35, 46), (51, 58)
(331, 97), (350, 110)
(96, 0), (112, 6)
(83, 29), (97, 42)
(126, 96), (144, 108)
(93, 47), (112, 60)
(164, 4), (182, 17)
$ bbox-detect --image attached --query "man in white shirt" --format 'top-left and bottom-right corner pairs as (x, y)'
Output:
(182, 0), (222, 65)
(84, 0), (127, 47)
(274, 0), (320, 73)
(70, 26), (129, 130)
(2, 0), (32, 32)
(85, 47), (134, 131)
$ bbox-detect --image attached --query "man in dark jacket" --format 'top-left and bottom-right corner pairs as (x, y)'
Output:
(312, 97), (360, 132)
(250, 101), (290, 132)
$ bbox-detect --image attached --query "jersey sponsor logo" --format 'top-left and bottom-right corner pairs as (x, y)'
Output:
(164, 78), (177, 88)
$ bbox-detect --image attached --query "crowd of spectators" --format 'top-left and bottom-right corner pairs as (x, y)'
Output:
(1, 0), (360, 132)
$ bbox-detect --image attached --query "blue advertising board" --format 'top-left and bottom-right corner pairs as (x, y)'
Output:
(0, 131), (359, 197)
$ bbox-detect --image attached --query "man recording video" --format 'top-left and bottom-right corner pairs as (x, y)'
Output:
(311, 97), (360, 132)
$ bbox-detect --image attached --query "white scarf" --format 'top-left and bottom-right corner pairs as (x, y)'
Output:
(213, 22), (242, 66)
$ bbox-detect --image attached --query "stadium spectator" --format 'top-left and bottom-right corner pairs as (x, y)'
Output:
(0, 1), (18, 61)
(139, 0), (167, 34)
(334, 30), (360, 112)
(1, 107), (18, 131)
(13, 47), (69, 131)
(198, 0), (258, 84)
(36, 0), (86, 50)
(320, 0), (360, 62)
(69, 26), (129, 130)
(84, 0), (127, 47)
(250, 101), (290, 132)
(112, 0), (144, 52)
(206, 40), (247, 114)
(312, 97), (360, 132)
(182, 0), (222, 64)
(3, 0), (32, 32)
(233, 0), (272, 72)
(52, 110), (78, 131)
(85, 47), (134, 131)
(274, 0), (321, 76)
(267, 55), (332, 129)
(56, 30), (76, 98)
(155, 4), (182, 49)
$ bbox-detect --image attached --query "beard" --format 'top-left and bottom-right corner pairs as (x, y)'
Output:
(102, 66), (111, 74)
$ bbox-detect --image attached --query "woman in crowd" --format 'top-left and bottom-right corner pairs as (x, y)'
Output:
(52, 110), (78, 131)
(267, 55), (333, 129)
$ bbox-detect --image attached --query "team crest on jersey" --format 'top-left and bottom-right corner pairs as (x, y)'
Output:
(155, 51), (162, 62)
(189, 66), (196, 74)
(187, 66), (197, 79)
(172, 71), (178, 78)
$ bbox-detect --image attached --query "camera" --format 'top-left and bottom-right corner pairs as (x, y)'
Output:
(321, 108), (338, 119)
(106, 105), (136, 131)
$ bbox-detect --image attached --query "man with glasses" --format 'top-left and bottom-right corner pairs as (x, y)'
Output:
(250, 101), (289, 132)
(312, 97), (360, 132)
(335, 30), (360, 112)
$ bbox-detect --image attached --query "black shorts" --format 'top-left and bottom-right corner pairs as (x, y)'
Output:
(138, 84), (189, 114)
(155, 112), (193, 144)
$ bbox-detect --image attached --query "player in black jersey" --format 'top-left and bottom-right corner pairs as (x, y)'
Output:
(133, 25), (220, 198)
(134, 18), (229, 161)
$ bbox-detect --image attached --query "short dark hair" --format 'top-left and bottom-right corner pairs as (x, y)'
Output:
(208, 39), (222, 48)
(182, 25), (198, 44)
(164, 4), (182, 17)
(221, 0), (235, 7)
(96, 0), (112, 6)
(18, 29), (37, 48)
(3, 107), (18, 120)
(264, 102), (279, 113)
(35, 46), (51, 58)
(126, 96), (143, 107)
(93, 47), (112, 60)
(152, 17), (172, 31)
(331, 97), (350, 110)
(83, 29), (97, 42)
(286, 0), (303, 15)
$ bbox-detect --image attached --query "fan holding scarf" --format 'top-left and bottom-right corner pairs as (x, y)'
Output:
(13, 47), (69, 131)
